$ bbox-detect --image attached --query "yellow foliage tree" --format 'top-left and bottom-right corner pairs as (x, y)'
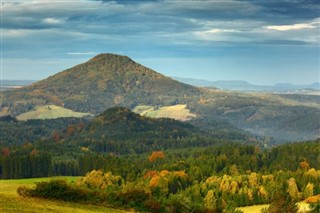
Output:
(300, 161), (310, 170)
(303, 183), (314, 199)
(204, 190), (217, 210)
(230, 180), (239, 194)
(248, 172), (258, 187)
(258, 186), (268, 199)
(78, 170), (123, 190)
(287, 177), (301, 201)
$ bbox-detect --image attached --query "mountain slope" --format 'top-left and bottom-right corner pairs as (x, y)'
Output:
(1, 53), (319, 143)
(2, 54), (201, 115)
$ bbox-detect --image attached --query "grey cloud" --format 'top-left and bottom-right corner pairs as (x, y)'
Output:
(3, 0), (320, 60)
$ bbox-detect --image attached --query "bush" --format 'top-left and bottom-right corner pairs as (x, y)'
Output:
(115, 188), (151, 210)
(17, 186), (30, 196)
(18, 180), (92, 202)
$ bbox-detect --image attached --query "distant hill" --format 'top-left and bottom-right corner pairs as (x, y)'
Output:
(61, 107), (212, 154)
(1, 53), (319, 143)
(0, 80), (36, 91)
(1, 80), (36, 86)
(173, 77), (320, 92)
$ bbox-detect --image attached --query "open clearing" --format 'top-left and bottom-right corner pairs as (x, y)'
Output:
(237, 202), (311, 213)
(16, 105), (92, 121)
(133, 104), (196, 121)
(0, 177), (126, 213)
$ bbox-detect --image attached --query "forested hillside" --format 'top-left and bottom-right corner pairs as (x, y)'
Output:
(1, 53), (201, 116)
(1, 53), (319, 143)
(9, 141), (320, 212)
(1, 107), (319, 212)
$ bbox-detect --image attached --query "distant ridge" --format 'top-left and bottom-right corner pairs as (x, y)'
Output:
(173, 77), (320, 92)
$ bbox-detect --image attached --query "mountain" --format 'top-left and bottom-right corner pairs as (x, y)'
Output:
(173, 77), (320, 92)
(1, 53), (319, 143)
(2, 54), (201, 115)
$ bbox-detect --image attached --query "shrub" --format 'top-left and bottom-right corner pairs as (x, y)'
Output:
(18, 180), (92, 202)
(115, 188), (151, 210)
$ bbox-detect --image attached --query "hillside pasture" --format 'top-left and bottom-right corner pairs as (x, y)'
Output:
(237, 202), (311, 213)
(133, 104), (196, 121)
(16, 105), (92, 121)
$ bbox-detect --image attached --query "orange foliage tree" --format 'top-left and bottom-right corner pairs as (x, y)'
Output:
(148, 151), (165, 163)
(1, 147), (10, 157)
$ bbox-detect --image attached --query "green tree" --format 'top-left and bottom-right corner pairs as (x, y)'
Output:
(268, 182), (298, 213)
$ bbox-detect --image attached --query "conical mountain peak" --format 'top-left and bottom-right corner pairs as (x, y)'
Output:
(88, 53), (133, 64)
(4, 53), (200, 115)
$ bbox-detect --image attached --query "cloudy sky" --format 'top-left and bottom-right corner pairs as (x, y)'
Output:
(2, 0), (320, 85)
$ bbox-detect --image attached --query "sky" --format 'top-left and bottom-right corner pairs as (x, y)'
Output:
(1, 0), (320, 85)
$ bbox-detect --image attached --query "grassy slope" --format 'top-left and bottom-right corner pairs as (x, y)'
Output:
(237, 202), (310, 213)
(16, 105), (92, 121)
(133, 104), (196, 121)
(0, 177), (126, 213)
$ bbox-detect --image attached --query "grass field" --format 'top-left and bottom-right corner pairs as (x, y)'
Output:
(237, 202), (311, 213)
(237, 204), (269, 213)
(16, 105), (92, 121)
(133, 104), (196, 121)
(0, 177), (127, 213)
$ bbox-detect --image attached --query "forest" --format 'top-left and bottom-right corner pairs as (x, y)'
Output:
(1, 108), (320, 212)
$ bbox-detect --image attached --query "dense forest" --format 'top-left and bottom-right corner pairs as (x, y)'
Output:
(1, 107), (319, 212)
(13, 141), (320, 212)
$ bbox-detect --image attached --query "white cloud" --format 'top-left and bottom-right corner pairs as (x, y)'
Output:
(2, 29), (33, 37)
(265, 23), (316, 31)
(42, 18), (64, 25)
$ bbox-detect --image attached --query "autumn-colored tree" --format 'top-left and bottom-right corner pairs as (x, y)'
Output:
(77, 121), (85, 130)
(67, 125), (76, 136)
(52, 131), (60, 143)
(229, 165), (239, 176)
(258, 186), (268, 199)
(144, 170), (158, 179)
(30, 149), (38, 156)
(1, 147), (10, 157)
(204, 190), (217, 210)
(300, 160), (310, 170)
(248, 172), (258, 187)
(148, 151), (165, 162)
(268, 182), (298, 213)
(287, 178), (301, 201)
(78, 170), (123, 190)
(303, 183), (314, 199)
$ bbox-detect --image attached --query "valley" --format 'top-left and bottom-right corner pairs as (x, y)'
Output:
(1, 54), (319, 213)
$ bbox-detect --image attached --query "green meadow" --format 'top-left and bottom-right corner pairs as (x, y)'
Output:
(16, 105), (92, 121)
